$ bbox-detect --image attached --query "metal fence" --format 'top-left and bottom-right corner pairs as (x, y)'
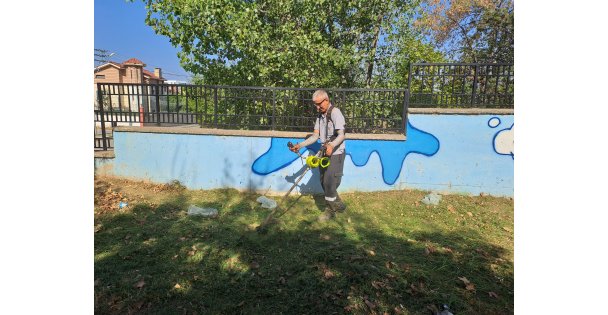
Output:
(94, 84), (409, 150)
(94, 63), (514, 150)
(407, 63), (514, 108)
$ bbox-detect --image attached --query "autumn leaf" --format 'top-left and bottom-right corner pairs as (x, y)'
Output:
(174, 283), (181, 289)
(364, 299), (376, 310)
(426, 304), (440, 314)
(447, 204), (456, 213)
(458, 276), (476, 291)
(250, 262), (260, 269)
(385, 261), (397, 269)
(134, 279), (145, 289)
(489, 291), (499, 298)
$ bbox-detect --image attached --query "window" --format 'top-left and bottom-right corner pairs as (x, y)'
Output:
(96, 75), (106, 79)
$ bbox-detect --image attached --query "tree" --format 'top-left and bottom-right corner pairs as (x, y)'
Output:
(135, 0), (445, 88)
(415, 0), (514, 63)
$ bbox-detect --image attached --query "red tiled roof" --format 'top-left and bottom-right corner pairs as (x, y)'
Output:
(95, 58), (165, 81)
(123, 58), (145, 65)
(143, 69), (165, 80)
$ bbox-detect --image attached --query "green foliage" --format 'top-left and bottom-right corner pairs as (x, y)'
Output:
(134, 0), (446, 88)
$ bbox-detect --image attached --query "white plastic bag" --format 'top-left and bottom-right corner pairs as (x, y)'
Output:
(421, 192), (442, 205)
(256, 196), (277, 209)
(187, 205), (218, 217)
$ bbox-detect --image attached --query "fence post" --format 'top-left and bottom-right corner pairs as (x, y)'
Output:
(155, 85), (161, 126)
(97, 83), (107, 151)
(403, 89), (409, 136)
(271, 89), (276, 130)
(407, 63), (413, 92)
(471, 64), (479, 107)
(213, 87), (218, 127)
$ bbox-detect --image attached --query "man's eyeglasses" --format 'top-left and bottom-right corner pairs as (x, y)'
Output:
(313, 99), (326, 106)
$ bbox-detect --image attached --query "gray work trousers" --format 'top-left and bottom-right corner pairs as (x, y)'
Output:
(319, 153), (345, 200)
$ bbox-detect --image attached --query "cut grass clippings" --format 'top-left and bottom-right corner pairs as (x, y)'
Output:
(94, 175), (514, 314)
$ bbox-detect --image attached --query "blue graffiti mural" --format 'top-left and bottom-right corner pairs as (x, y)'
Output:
(252, 121), (440, 185)
(488, 117), (514, 159)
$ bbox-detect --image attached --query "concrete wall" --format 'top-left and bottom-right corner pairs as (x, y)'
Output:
(95, 113), (514, 196)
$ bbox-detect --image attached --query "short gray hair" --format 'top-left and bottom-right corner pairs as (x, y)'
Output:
(312, 89), (329, 101)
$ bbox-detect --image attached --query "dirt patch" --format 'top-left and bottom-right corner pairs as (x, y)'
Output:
(94, 175), (186, 215)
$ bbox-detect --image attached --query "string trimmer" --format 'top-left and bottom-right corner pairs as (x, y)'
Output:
(256, 141), (330, 233)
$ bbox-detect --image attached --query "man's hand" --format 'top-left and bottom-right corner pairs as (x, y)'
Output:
(324, 143), (334, 156)
(289, 143), (301, 153)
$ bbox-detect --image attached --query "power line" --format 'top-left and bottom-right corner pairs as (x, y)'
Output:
(94, 49), (196, 81)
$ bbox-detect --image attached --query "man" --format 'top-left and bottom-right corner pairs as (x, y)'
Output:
(289, 89), (347, 221)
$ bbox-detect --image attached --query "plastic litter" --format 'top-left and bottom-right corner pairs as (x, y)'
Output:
(256, 196), (278, 209)
(421, 192), (442, 205)
(437, 304), (454, 315)
(187, 205), (218, 217)
(119, 201), (128, 209)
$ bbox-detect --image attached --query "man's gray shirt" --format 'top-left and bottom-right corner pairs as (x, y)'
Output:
(314, 105), (346, 155)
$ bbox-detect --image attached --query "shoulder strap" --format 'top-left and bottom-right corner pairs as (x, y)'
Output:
(326, 105), (334, 124)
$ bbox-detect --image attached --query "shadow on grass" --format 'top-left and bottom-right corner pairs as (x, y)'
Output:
(95, 190), (513, 315)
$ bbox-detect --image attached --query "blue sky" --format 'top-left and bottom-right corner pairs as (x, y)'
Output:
(94, 0), (192, 82)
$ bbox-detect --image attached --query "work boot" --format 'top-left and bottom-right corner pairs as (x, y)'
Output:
(327, 199), (346, 213)
(334, 195), (347, 213)
(318, 204), (336, 222)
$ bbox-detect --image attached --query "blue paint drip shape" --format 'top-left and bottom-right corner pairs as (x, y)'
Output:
(252, 121), (440, 185)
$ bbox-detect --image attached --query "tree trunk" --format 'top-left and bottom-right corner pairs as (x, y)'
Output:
(366, 13), (384, 88)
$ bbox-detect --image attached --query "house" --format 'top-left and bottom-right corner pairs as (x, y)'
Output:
(94, 58), (165, 84)
(94, 58), (166, 114)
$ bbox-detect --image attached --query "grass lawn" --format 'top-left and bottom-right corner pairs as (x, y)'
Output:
(94, 175), (514, 315)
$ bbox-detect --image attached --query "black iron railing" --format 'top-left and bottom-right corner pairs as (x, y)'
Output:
(407, 63), (514, 108)
(94, 63), (514, 150)
(94, 84), (409, 150)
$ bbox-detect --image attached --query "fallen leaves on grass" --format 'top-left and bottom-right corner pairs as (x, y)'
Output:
(458, 276), (476, 291)
(424, 245), (437, 256)
(364, 298), (376, 310)
(447, 204), (456, 213)
(385, 261), (398, 269)
(406, 281), (426, 295)
(95, 186), (127, 214)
